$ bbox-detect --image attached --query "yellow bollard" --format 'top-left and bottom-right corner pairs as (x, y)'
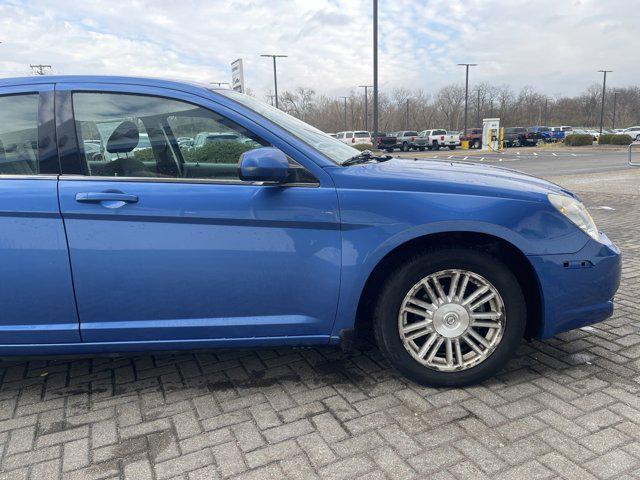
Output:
(461, 140), (470, 150)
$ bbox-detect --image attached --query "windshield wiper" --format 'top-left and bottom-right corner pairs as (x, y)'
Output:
(342, 150), (393, 166)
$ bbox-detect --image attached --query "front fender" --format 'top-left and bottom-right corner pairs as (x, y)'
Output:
(330, 188), (589, 338)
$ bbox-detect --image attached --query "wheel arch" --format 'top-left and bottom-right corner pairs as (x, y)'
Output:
(354, 231), (543, 339)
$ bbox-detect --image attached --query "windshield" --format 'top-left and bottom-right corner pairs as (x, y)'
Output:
(216, 90), (360, 165)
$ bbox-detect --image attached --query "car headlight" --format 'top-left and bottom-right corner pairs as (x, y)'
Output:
(548, 193), (600, 241)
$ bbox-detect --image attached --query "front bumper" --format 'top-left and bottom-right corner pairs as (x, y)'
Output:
(527, 232), (621, 339)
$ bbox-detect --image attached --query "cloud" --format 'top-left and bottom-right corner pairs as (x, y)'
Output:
(0, 0), (637, 98)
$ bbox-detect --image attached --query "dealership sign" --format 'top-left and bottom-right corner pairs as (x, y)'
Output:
(231, 59), (245, 93)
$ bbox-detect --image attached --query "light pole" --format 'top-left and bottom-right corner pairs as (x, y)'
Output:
(598, 69), (612, 136)
(612, 91), (618, 130)
(261, 54), (287, 109)
(458, 63), (477, 134)
(476, 89), (481, 127)
(405, 99), (410, 129)
(372, 0), (379, 147)
(359, 85), (373, 131)
(340, 96), (349, 131)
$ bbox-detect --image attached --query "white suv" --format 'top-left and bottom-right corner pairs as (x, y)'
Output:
(336, 131), (372, 145)
(621, 127), (640, 141)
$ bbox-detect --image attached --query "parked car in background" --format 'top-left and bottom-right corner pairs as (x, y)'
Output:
(503, 127), (541, 147)
(177, 136), (194, 149)
(336, 131), (372, 145)
(0, 75), (622, 387)
(570, 128), (597, 142)
(395, 131), (427, 152)
(193, 131), (240, 148)
(585, 129), (600, 142)
(503, 127), (526, 148)
(549, 126), (575, 142)
(419, 129), (459, 150)
(375, 132), (399, 152)
(621, 126), (640, 141)
(528, 126), (553, 142)
(461, 128), (483, 148)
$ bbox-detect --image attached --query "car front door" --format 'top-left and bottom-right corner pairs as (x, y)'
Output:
(56, 83), (341, 345)
(0, 83), (80, 344)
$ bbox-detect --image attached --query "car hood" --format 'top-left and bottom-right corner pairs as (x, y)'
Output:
(328, 158), (573, 201)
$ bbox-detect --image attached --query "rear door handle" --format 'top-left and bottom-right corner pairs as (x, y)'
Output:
(75, 192), (139, 205)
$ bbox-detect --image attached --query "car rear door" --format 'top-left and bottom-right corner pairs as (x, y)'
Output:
(0, 83), (80, 344)
(55, 82), (341, 346)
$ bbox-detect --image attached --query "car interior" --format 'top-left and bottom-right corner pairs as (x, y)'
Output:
(0, 137), (39, 175)
(80, 116), (317, 184)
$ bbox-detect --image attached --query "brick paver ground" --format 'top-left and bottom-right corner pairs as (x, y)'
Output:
(0, 175), (638, 479)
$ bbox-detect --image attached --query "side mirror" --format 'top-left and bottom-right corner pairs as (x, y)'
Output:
(238, 147), (289, 183)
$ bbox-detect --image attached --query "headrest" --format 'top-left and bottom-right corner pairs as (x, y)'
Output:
(106, 121), (140, 154)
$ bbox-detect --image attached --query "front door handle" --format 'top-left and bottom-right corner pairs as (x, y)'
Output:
(75, 192), (139, 208)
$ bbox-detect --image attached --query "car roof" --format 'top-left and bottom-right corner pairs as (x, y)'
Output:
(0, 75), (222, 97)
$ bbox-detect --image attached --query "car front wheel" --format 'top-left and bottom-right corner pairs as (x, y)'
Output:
(373, 247), (526, 387)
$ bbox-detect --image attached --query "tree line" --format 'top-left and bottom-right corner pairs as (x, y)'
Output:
(269, 83), (640, 133)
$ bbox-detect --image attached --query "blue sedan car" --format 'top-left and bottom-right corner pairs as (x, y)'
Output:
(0, 76), (620, 386)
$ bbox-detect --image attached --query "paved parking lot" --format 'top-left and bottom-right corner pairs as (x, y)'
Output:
(1, 162), (639, 479)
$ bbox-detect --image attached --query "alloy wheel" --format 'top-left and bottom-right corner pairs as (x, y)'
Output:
(398, 269), (505, 372)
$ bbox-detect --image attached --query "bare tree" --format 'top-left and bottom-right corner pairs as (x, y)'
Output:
(266, 83), (640, 133)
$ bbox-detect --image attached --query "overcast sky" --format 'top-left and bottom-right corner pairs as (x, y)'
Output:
(0, 0), (637, 98)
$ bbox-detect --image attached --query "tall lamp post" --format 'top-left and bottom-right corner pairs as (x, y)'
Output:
(476, 89), (481, 128)
(598, 69), (612, 136)
(458, 63), (477, 134)
(372, 0), (379, 147)
(261, 54), (287, 109)
(612, 91), (618, 130)
(359, 85), (373, 132)
(405, 99), (410, 129)
(340, 96), (349, 131)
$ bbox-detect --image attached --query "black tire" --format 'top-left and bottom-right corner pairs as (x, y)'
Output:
(448, 145), (456, 150)
(402, 142), (409, 152)
(432, 141), (440, 151)
(472, 139), (481, 149)
(373, 247), (526, 387)
(636, 135), (640, 142)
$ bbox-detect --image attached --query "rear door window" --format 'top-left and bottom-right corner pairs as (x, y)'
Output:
(0, 94), (40, 175)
